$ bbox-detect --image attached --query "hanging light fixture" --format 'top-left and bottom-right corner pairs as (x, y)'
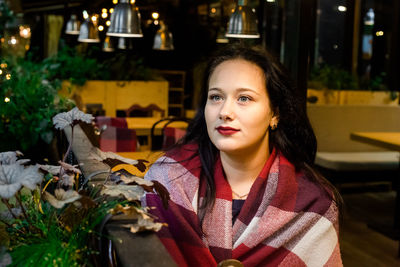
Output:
(78, 17), (100, 43)
(153, 21), (174, 50)
(107, 0), (143, 37)
(65, 14), (80, 35)
(226, 0), (260, 38)
(102, 36), (114, 52)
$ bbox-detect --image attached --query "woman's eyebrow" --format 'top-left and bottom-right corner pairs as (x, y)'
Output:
(236, 88), (261, 95)
(208, 87), (222, 92)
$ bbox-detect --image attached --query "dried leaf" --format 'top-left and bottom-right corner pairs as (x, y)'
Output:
(128, 217), (166, 233)
(135, 160), (149, 173)
(74, 194), (97, 210)
(52, 107), (94, 130)
(112, 165), (144, 178)
(88, 147), (139, 166)
(0, 163), (43, 199)
(120, 175), (154, 187)
(109, 205), (166, 233)
(43, 189), (81, 209)
(58, 161), (81, 174)
(39, 164), (61, 175)
(100, 185), (144, 201)
(151, 180), (170, 209)
(0, 151), (23, 165)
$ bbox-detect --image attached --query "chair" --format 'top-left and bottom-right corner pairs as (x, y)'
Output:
(150, 117), (191, 150)
(117, 104), (165, 118)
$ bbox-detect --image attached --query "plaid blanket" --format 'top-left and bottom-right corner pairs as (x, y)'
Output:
(99, 126), (137, 152)
(162, 127), (186, 150)
(96, 116), (128, 128)
(144, 144), (342, 266)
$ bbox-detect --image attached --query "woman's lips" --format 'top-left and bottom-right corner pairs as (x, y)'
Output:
(216, 126), (239, 135)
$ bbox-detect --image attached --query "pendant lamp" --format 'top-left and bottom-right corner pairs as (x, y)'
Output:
(107, 0), (143, 37)
(65, 14), (80, 35)
(78, 18), (100, 43)
(153, 21), (174, 50)
(102, 36), (114, 52)
(226, 0), (260, 38)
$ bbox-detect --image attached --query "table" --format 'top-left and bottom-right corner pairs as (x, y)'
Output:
(351, 132), (400, 255)
(350, 132), (400, 151)
(125, 117), (189, 136)
(125, 117), (189, 150)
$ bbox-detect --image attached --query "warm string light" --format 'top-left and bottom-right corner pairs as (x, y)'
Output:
(101, 12), (108, 19)
(152, 12), (159, 20)
(0, 70), (2, 75)
(4, 97), (10, 103)
(83, 10), (89, 19)
(19, 26), (31, 38)
(112, 0), (118, 4)
(98, 25), (104, 31)
(109, 8), (114, 14)
(376, 31), (384, 36)
(106, 20), (111, 26)
(6, 74), (11, 80)
(8, 37), (17, 45)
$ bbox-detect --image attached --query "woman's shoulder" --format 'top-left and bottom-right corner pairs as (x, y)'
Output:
(293, 169), (338, 217)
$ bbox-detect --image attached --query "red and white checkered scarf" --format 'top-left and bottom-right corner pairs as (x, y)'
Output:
(144, 144), (342, 266)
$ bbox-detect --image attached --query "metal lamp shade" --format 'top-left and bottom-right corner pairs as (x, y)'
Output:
(102, 36), (114, 52)
(153, 24), (174, 50)
(78, 18), (100, 43)
(107, 0), (143, 38)
(65, 14), (80, 35)
(226, 5), (260, 38)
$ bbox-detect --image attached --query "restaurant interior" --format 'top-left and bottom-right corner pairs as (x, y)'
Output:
(1, 0), (400, 266)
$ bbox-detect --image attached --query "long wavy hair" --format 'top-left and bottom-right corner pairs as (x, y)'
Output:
(177, 44), (341, 219)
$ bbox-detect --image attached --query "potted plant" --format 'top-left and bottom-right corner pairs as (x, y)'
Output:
(307, 65), (398, 105)
(0, 108), (168, 266)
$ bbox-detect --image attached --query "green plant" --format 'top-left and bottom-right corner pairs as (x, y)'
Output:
(0, 109), (167, 266)
(0, 58), (73, 153)
(0, 1), (14, 39)
(41, 45), (108, 86)
(309, 65), (358, 90)
(103, 52), (153, 81)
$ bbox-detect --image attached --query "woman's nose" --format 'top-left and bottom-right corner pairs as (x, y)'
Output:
(219, 100), (234, 121)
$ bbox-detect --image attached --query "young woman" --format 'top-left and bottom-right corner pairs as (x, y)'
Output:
(143, 45), (342, 267)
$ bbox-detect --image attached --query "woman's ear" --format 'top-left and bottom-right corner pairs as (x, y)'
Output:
(269, 114), (279, 130)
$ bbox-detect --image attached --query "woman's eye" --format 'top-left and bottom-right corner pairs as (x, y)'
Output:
(238, 96), (250, 102)
(209, 95), (222, 101)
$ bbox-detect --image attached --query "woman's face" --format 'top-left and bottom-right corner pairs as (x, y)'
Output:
(205, 59), (278, 155)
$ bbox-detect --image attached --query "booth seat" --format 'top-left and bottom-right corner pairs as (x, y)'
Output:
(307, 104), (400, 184)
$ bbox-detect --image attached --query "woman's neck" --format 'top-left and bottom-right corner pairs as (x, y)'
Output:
(220, 144), (270, 197)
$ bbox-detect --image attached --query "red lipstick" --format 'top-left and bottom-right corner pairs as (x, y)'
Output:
(216, 126), (239, 135)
